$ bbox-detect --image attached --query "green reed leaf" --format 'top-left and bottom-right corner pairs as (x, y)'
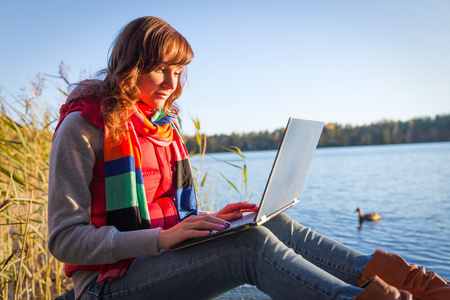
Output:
(0, 166), (25, 186)
(219, 172), (239, 194)
(220, 145), (246, 158)
(204, 185), (211, 205)
(201, 172), (208, 187)
(1, 117), (16, 131)
(243, 164), (248, 193)
(0, 143), (23, 166)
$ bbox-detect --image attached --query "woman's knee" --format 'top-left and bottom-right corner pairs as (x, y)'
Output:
(235, 226), (274, 247)
(230, 226), (294, 256)
(263, 213), (298, 235)
(272, 213), (295, 224)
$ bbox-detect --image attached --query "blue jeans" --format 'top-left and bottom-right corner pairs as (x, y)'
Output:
(79, 214), (370, 299)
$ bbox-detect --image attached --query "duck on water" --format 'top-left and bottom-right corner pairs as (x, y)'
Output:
(355, 207), (381, 222)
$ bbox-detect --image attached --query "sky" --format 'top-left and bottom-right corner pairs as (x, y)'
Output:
(1, 0), (449, 136)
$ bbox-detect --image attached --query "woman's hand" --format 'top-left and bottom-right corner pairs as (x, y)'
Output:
(213, 202), (258, 221)
(157, 215), (230, 250)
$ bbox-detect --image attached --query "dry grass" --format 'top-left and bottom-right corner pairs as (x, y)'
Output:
(0, 76), (71, 299)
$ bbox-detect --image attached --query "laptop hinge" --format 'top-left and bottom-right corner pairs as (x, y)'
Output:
(256, 198), (301, 226)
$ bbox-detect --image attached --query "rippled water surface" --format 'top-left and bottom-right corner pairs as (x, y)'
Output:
(191, 142), (450, 278)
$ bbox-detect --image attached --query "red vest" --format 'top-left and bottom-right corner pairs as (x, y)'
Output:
(57, 99), (178, 276)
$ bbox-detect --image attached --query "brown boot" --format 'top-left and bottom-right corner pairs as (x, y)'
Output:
(358, 249), (450, 300)
(355, 275), (412, 299)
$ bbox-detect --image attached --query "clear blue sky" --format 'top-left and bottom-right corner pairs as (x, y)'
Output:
(1, 0), (449, 135)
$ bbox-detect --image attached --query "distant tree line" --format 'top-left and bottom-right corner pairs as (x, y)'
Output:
(319, 114), (450, 147)
(184, 114), (450, 153)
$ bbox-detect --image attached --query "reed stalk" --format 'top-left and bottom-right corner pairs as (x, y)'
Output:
(0, 75), (71, 299)
(189, 118), (251, 212)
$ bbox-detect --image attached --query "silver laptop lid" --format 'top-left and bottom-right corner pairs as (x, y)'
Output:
(255, 118), (324, 225)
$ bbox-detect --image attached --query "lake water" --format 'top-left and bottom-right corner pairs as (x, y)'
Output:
(190, 142), (450, 278)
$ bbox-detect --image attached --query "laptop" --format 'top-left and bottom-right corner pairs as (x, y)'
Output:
(171, 117), (324, 250)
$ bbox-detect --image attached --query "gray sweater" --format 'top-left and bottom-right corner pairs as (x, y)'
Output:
(48, 112), (161, 299)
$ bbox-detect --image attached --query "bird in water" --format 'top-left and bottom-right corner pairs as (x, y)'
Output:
(355, 207), (381, 222)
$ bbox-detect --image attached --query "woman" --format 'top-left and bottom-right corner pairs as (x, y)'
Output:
(48, 16), (449, 300)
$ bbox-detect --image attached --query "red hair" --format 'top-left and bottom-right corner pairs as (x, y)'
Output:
(101, 16), (193, 140)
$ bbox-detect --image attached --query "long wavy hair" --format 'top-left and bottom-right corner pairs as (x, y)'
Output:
(100, 16), (193, 140)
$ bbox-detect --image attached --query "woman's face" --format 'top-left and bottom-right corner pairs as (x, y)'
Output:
(137, 64), (183, 109)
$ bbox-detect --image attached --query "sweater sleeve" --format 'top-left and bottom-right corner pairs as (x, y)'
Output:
(48, 112), (161, 265)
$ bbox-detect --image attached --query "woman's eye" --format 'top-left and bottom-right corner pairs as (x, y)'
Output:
(155, 66), (182, 76)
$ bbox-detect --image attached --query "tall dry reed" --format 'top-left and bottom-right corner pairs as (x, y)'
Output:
(0, 75), (71, 299)
(189, 117), (251, 213)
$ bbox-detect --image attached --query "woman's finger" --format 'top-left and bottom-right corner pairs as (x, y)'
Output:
(182, 218), (230, 232)
(219, 202), (257, 214)
(185, 230), (213, 239)
(238, 207), (259, 213)
(203, 214), (231, 225)
(215, 212), (244, 221)
(184, 214), (229, 226)
(182, 216), (229, 231)
(157, 217), (230, 250)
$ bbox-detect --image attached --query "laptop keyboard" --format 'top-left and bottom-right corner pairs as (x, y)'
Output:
(229, 212), (256, 228)
(209, 212), (256, 235)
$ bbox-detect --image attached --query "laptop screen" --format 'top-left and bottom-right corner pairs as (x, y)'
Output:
(255, 118), (324, 224)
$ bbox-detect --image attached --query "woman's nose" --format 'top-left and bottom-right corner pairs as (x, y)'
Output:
(162, 73), (177, 89)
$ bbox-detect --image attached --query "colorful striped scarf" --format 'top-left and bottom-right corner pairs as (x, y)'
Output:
(104, 103), (198, 231)
(63, 80), (198, 230)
